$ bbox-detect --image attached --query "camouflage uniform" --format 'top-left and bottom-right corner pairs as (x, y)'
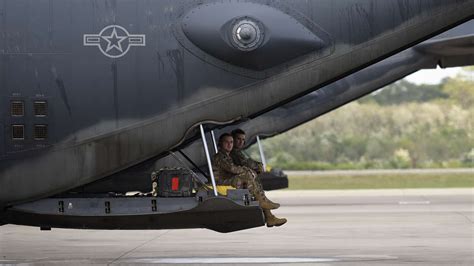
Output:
(212, 148), (264, 198)
(214, 150), (285, 226)
(230, 149), (264, 174)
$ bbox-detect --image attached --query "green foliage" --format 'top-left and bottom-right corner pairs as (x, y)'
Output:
(250, 74), (473, 170)
(359, 80), (448, 105)
(440, 69), (474, 109)
(288, 173), (474, 189)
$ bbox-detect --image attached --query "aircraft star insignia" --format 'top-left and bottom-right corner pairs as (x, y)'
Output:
(83, 25), (146, 59)
(102, 28), (127, 53)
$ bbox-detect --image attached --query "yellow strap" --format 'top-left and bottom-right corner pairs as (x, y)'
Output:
(205, 185), (235, 196)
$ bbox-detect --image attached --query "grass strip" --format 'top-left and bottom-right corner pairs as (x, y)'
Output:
(288, 173), (474, 190)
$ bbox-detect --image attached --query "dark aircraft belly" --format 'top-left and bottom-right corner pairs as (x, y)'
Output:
(0, 0), (473, 206)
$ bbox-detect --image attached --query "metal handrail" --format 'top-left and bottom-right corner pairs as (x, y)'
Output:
(256, 135), (267, 172)
(210, 130), (218, 154)
(200, 124), (218, 196)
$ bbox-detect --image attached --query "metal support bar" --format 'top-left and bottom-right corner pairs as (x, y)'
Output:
(256, 135), (267, 172)
(200, 124), (218, 196)
(176, 150), (209, 179)
(171, 151), (209, 186)
(210, 130), (218, 154)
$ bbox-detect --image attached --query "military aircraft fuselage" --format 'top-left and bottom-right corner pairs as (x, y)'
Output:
(1, 0), (473, 208)
(79, 20), (474, 195)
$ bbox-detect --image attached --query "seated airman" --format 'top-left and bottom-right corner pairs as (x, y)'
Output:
(230, 128), (264, 174)
(212, 133), (286, 227)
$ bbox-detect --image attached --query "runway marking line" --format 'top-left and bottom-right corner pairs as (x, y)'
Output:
(398, 201), (431, 205)
(118, 257), (339, 264)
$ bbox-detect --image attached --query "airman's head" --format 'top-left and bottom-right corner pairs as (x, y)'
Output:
(231, 129), (246, 150)
(218, 133), (234, 154)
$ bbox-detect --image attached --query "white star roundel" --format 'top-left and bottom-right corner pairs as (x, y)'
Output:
(83, 25), (146, 58)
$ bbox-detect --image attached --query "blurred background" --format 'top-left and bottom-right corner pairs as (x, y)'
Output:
(249, 67), (473, 189)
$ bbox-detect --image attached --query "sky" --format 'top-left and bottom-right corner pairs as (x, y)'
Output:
(404, 67), (463, 85)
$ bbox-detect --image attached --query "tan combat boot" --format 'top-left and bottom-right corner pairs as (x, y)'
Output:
(264, 209), (287, 227)
(255, 194), (280, 210)
(263, 195), (280, 209)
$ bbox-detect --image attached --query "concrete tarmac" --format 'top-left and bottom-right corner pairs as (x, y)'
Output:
(285, 168), (474, 176)
(0, 188), (473, 265)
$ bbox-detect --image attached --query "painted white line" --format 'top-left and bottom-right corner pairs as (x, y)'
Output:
(398, 201), (431, 205)
(120, 257), (338, 264)
(335, 254), (398, 260)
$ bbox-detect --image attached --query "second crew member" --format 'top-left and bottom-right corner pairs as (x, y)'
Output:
(212, 133), (287, 227)
(230, 128), (264, 174)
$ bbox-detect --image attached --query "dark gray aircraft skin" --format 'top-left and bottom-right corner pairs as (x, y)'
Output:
(242, 20), (474, 146)
(81, 20), (474, 195)
(1, 0), (474, 231)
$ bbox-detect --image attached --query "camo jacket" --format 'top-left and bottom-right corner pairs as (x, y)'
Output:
(212, 149), (247, 181)
(230, 149), (264, 174)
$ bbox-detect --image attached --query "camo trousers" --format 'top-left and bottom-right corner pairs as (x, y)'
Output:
(218, 169), (264, 198)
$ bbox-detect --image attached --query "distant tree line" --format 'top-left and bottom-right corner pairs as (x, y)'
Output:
(249, 68), (474, 170)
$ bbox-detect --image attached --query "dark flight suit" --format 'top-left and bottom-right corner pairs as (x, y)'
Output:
(230, 149), (264, 174)
(212, 148), (264, 198)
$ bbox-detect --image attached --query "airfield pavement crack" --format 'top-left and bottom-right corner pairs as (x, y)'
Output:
(108, 230), (171, 265)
